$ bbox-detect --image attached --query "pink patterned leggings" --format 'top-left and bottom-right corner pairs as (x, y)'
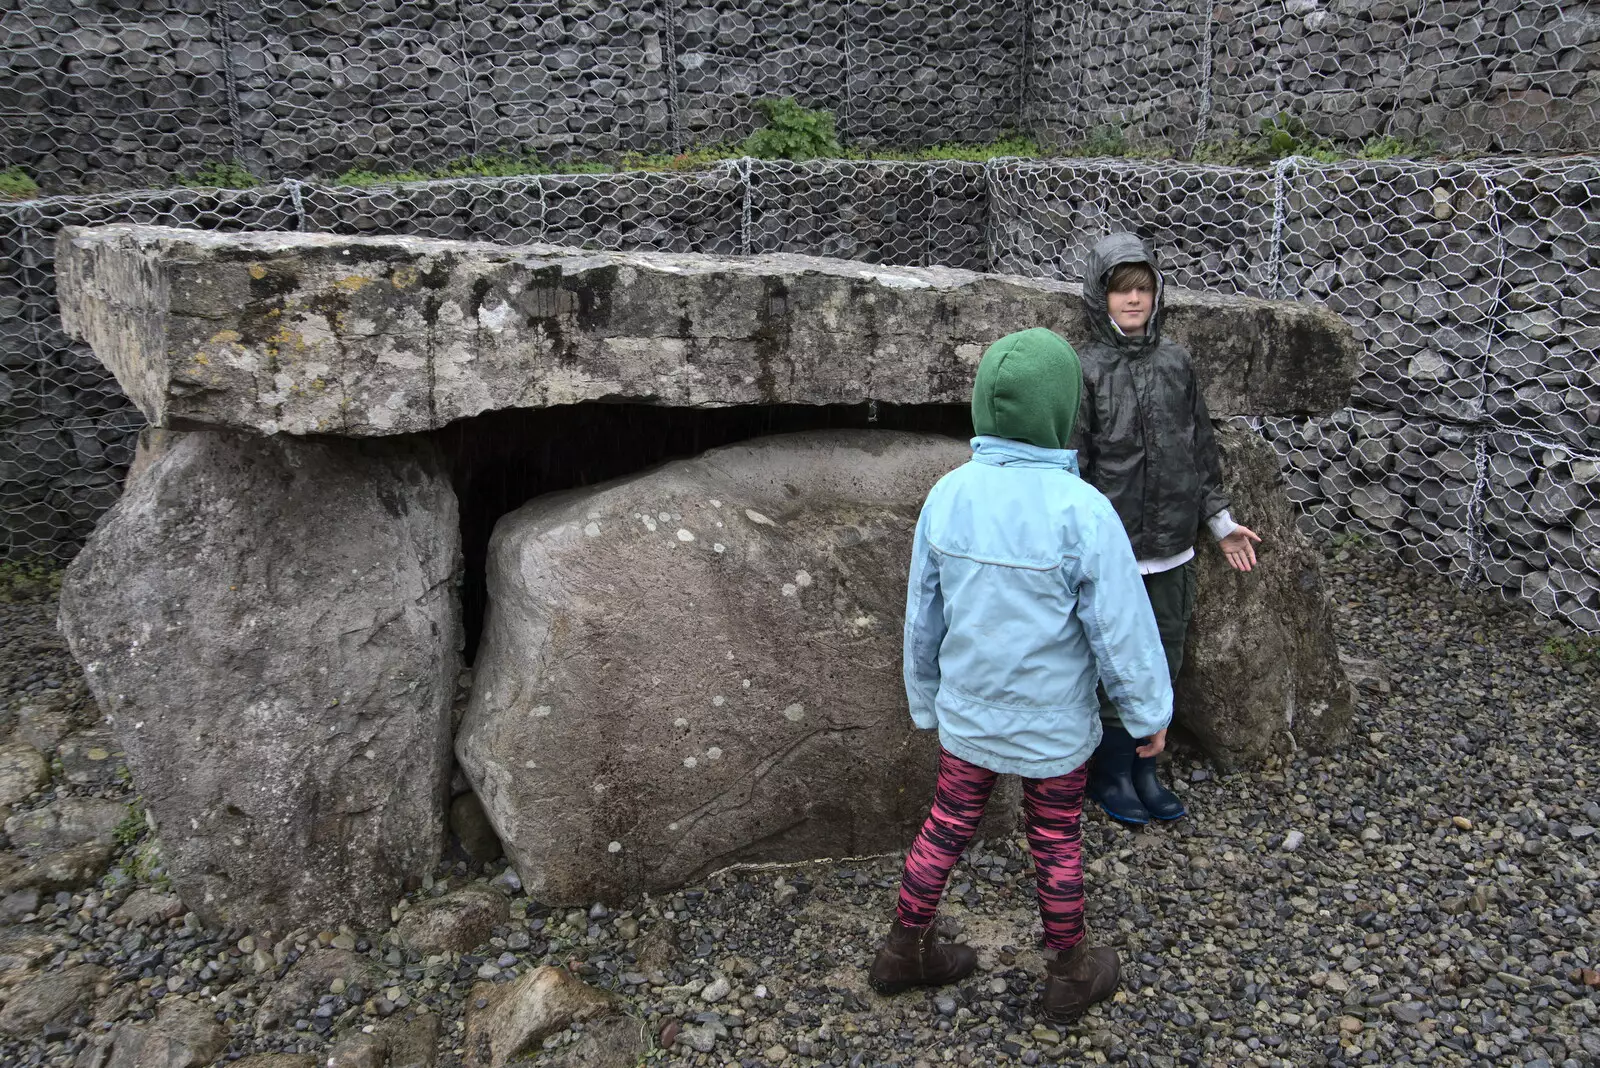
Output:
(896, 747), (1088, 951)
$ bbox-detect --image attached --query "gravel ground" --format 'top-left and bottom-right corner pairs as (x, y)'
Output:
(0, 543), (1597, 1068)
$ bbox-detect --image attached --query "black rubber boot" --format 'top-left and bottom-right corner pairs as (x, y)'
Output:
(1132, 753), (1187, 821)
(1088, 724), (1149, 825)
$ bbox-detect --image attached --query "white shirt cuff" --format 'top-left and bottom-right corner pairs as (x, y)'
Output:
(1207, 509), (1238, 541)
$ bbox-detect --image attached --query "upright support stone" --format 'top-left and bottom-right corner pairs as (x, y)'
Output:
(58, 430), (462, 932)
(1179, 425), (1354, 765)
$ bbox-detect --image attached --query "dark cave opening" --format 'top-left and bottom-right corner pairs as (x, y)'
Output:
(432, 401), (974, 662)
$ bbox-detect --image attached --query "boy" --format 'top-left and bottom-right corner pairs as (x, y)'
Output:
(871, 327), (1173, 1021)
(1073, 233), (1262, 825)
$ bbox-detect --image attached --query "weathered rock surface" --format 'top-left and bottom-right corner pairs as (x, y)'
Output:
(0, 743), (48, 807)
(396, 886), (509, 955)
(58, 225), (1359, 437)
(0, 841), (115, 895)
(0, 889), (39, 925)
(0, 964), (105, 1037)
(459, 430), (1002, 904)
(543, 1014), (650, 1067)
(0, 930), (61, 991)
(462, 967), (617, 1068)
(56, 730), (127, 787)
(378, 1013), (442, 1068)
(109, 888), (185, 927)
(1178, 425), (1355, 765)
(57, 429), (462, 933)
(14, 701), (73, 752)
(326, 1013), (440, 1068)
(257, 948), (388, 1032)
(89, 997), (228, 1068)
(229, 1056), (318, 1068)
(4, 797), (127, 858)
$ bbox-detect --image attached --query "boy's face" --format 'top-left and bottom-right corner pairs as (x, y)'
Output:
(1107, 282), (1154, 335)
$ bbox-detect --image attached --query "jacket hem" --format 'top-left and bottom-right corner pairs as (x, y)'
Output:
(936, 730), (1098, 781)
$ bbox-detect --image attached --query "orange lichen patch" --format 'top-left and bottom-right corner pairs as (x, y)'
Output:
(333, 274), (375, 293)
(266, 325), (313, 364)
(391, 266), (420, 289)
(192, 328), (249, 367)
(248, 264), (267, 280)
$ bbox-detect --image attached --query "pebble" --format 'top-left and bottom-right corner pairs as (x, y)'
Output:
(682, 1022), (718, 1053)
(3, 545), (1598, 1068)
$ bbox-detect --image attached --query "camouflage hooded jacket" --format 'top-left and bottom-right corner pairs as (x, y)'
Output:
(1070, 232), (1231, 560)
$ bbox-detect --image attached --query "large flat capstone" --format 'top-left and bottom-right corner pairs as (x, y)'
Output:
(57, 225), (1360, 437)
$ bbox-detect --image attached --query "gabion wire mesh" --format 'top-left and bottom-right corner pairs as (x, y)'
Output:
(1027, 0), (1600, 156)
(6, 155), (1598, 633)
(9, 0), (1593, 195)
(2, 2), (1599, 634)
(1, 0), (1032, 195)
(988, 155), (1600, 633)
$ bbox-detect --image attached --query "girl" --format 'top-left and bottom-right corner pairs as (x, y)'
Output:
(869, 327), (1173, 1022)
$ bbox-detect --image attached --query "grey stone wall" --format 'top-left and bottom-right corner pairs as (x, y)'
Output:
(1, 0), (1027, 196)
(985, 154), (1600, 632)
(8, 1), (1596, 197)
(1028, 0), (1600, 155)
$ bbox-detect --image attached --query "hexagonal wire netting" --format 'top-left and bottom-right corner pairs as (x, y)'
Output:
(986, 156), (1600, 634)
(1, 1), (1598, 633)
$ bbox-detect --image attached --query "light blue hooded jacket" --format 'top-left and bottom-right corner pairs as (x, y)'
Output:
(902, 331), (1174, 778)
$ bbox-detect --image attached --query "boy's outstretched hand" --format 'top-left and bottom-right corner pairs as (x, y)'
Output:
(1136, 728), (1167, 758)
(1220, 525), (1262, 571)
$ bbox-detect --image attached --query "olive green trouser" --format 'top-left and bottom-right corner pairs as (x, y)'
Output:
(1098, 558), (1197, 727)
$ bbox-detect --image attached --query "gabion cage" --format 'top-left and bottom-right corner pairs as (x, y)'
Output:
(2, 1), (1599, 635)
(989, 155), (1600, 633)
(1026, 0), (1600, 156)
(5, 0), (1596, 194)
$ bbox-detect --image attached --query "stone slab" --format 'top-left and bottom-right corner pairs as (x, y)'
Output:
(57, 225), (1359, 437)
(457, 430), (1014, 904)
(58, 429), (462, 932)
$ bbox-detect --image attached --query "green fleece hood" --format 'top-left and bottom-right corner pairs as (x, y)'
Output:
(970, 328), (1083, 450)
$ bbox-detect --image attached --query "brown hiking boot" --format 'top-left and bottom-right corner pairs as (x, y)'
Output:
(1041, 942), (1120, 1022)
(867, 918), (978, 995)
